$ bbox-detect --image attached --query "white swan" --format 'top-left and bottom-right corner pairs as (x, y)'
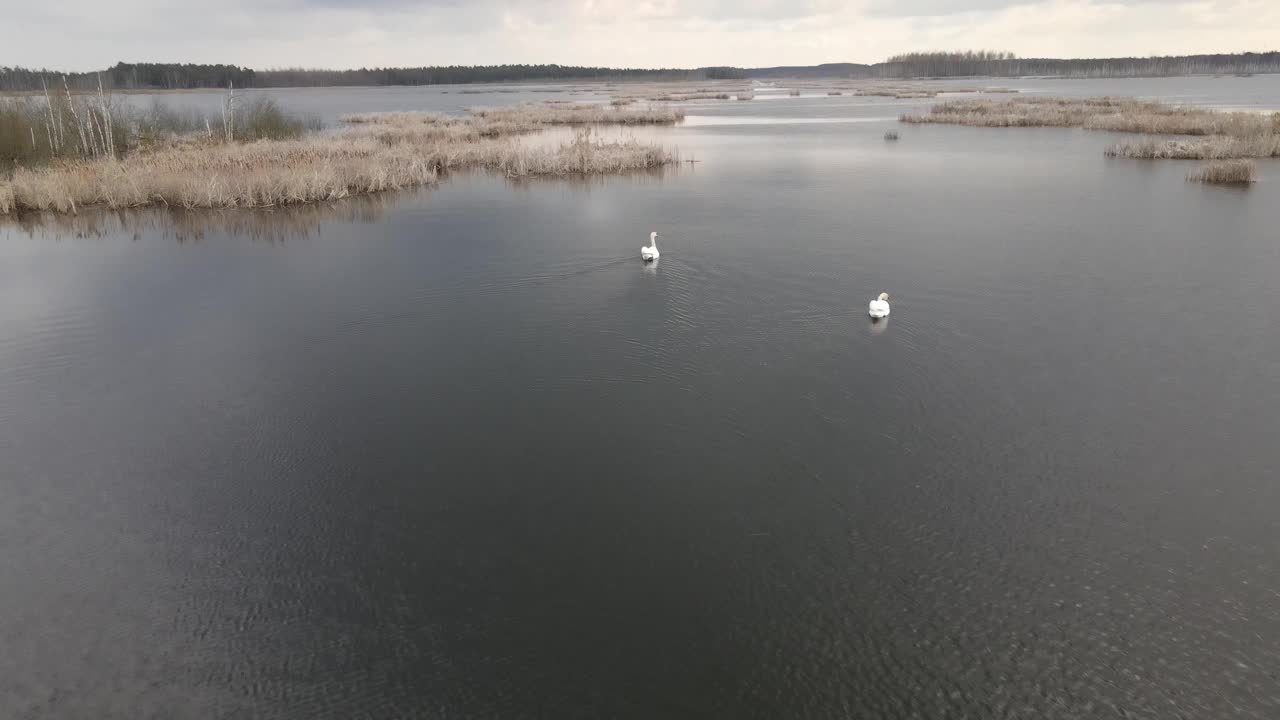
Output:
(869, 292), (890, 318)
(641, 231), (660, 261)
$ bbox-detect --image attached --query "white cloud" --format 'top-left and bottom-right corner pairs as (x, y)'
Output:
(0, 0), (1273, 71)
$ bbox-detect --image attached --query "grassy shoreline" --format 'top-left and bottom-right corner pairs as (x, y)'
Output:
(1, 103), (682, 215)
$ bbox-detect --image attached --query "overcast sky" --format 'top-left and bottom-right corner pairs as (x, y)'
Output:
(4, 0), (1277, 71)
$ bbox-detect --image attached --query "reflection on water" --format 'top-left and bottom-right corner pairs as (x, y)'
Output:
(3, 193), (396, 243)
(503, 164), (681, 192)
(868, 316), (888, 334)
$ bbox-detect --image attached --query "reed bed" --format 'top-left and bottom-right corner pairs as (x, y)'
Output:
(602, 80), (748, 103)
(902, 96), (1278, 136)
(1186, 160), (1255, 184)
(850, 83), (1005, 99)
(340, 103), (684, 141)
(1105, 135), (1280, 159)
(340, 111), (466, 127)
(2, 116), (678, 214)
(4, 135), (439, 213)
(646, 92), (732, 102)
(468, 103), (684, 127)
(593, 80), (1013, 108)
(903, 96), (1280, 160)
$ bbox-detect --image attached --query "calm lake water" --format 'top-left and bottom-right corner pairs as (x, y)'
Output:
(3, 77), (1280, 719)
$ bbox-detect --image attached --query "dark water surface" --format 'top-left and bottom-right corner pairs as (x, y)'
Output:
(3, 80), (1280, 719)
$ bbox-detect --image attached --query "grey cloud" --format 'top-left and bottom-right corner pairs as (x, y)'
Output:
(863, 0), (1190, 19)
(289, 0), (838, 22)
(862, 0), (1029, 17)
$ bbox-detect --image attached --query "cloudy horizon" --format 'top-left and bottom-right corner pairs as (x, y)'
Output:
(3, 0), (1278, 72)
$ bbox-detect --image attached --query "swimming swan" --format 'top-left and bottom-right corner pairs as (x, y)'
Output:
(869, 292), (890, 318)
(641, 232), (660, 261)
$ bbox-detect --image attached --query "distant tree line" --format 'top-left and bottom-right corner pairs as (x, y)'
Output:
(3, 52), (1278, 92)
(869, 51), (1280, 78)
(0, 63), (722, 91)
(253, 64), (724, 87)
(0, 63), (255, 91)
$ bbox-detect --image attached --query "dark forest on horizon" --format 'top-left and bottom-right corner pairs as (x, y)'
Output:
(3, 52), (1279, 91)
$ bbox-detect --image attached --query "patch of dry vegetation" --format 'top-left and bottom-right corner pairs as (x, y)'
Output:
(341, 111), (462, 126)
(646, 92), (732, 102)
(601, 80), (750, 105)
(1, 104), (682, 214)
(903, 96), (1141, 128)
(599, 79), (1014, 106)
(848, 83), (1012, 99)
(1186, 160), (1255, 184)
(1105, 135), (1280, 159)
(903, 96), (1280, 159)
(343, 103), (683, 131)
(467, 102), (684, 126)
(5, 134), (440, 213)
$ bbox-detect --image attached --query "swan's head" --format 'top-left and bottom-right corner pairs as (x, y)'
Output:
(878, 292), (889, 302)
(650, 231), (658, 242)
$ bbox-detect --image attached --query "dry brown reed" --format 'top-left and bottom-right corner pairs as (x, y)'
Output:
(597, 79), (1012, 107)
(4, 134), (439, 213)
(1, 108), (680, 214)
(1186, 160), (1255, 184)
(340, 103), (684, 142)
(467, 103), (684, 126)
(902, 96), (1277, 136)
(905, 96), (1280, 159)
(340, 111), (467, 127)
(852, 84), (974, 99)
(1105, 135), (1280, 159)
(646, 92), (731, 102)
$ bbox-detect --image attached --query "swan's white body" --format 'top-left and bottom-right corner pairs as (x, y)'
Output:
(641, 232), (660, 261)
(869, 292), (891, 318)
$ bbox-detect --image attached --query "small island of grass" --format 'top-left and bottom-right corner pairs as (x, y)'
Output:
(1, 97), (684, 215)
